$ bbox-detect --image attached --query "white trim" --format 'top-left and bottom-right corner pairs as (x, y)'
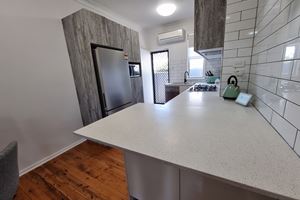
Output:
(19, 138), (86, 176)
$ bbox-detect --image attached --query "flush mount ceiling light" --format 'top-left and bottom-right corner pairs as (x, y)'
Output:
(156, 3), (177, 16)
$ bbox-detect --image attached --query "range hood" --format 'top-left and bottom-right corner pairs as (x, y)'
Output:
(197, 48), (223, 60)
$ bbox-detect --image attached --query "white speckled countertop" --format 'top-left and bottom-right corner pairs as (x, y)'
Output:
(75, 90), (300, 200)
(165, 82), (195, 86)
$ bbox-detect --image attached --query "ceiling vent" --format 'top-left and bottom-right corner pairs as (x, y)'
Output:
(158, 29), (186, 45)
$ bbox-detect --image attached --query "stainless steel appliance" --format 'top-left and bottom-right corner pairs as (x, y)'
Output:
(129, 62), (141, 77)
(92, 45), (132, 117)
(189, 83), (217, 92)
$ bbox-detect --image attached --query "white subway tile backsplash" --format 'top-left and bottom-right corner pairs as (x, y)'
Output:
(255, 4), (290, 45)
(257, 0), (278, 22)
(249, 84), (286, 115)
(223, 49), (238, 58)
(222, 0), (257, 103)
(256, 0), (281, 32)
(284, 102), (300, 130)
(294, 132), (300, 155)
(250, 74), (278, 93)
(227, 0), (242, 5)
(227, 0), (258, 14)
(252, 97), (273, 122)
(266, 45), (284, 62)
(225, 31), (239, 41)
(256, 51), (268, 63)
(241, 8), (257, 20)
(271, 111), (297, 147)
(226, 12), (241, 24)
(251, 61), (293, 79)
(222, 73), (249, 83)
(224, 38), (253, 49)
(239, 28), (256, 39)
(292, 60), (300, 81)
(280, 0), (293, 11)
(230, 0), (300, 156)
(277, 80), (300, 105)
(223, 57), (251, 66)
(288, 0), (300, 22)
(225, 19), (256, 33)
(222, 65), (250, 74)
(238, 47), (253, 56)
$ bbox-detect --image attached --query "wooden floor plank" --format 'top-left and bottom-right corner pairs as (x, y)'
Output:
(34, 166), (89, 200)
(14, 186), (32, 200)
(15, 141), (129, 200)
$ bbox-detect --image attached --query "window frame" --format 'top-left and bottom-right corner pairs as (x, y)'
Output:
(187, 47), (205, 79)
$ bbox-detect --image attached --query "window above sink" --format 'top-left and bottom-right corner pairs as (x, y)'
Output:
(188, 47), (204, 78)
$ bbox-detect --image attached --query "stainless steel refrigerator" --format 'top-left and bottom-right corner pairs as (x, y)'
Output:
(92, 45), (132, 117)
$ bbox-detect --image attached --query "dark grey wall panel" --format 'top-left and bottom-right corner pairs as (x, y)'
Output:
(62, 10), (102, 126)
(194, 0), (226, 51)
(62, 9), (143, 125)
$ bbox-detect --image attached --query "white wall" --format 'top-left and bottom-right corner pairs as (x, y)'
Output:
(141, 48), (154, 104)
(0, 0), (140, 172)
(142, 18), (193, 83)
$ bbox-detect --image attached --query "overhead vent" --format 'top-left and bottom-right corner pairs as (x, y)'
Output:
(158, 29), (186, 45)
(197, 48), (223, 60)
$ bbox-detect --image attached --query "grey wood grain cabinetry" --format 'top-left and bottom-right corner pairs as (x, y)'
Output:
(130, 30), (141, 63)
(194, 0), (226, 51)
(62, 9), (143, 125)
(131, 77), (144, 103)
(62, 10), (102, 126)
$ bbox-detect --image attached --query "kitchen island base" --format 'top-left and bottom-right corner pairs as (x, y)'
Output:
(125, 151), (275, 200)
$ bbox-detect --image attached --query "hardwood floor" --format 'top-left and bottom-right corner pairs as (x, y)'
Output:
(14, 141), (129, 200)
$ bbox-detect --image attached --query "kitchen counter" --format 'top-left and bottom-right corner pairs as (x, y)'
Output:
(75, 90), (300, 200)
(165, 82), (195, 86)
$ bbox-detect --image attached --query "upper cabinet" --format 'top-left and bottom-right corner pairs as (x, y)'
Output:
(130, 30), (141, 63)
(194, 0), (226, 53)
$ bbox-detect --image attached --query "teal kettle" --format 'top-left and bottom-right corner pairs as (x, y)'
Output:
(223, 75), (240, 100)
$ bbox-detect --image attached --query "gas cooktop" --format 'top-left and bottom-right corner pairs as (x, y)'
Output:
(189, 83), (218, 92)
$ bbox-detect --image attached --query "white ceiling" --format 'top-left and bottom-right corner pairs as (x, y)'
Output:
(83, 0), (194, 28)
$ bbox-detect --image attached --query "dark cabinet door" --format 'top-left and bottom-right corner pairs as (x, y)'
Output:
(194, 0), (226, 51)
(165, 86), (180, 102)
(121, 26), (132, 61)
(130, 30), (141, 63)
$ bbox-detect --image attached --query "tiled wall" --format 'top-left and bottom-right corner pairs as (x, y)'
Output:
(249, 0), (300, 156)
(221, 0), (258, 92)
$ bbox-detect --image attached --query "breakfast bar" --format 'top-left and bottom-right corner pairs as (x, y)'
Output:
(75, 90), (300, 200)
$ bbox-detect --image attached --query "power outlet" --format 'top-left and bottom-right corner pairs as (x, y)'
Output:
(233, 60), (245, 68)
(234, 68), (245, 76)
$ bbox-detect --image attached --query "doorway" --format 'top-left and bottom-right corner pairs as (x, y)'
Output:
(151, 50), (169, 104)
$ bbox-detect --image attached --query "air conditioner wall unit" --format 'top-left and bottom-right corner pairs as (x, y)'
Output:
(158, 29), (186, 45)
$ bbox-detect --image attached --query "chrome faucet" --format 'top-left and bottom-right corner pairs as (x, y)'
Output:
(184, 71), (189, 83)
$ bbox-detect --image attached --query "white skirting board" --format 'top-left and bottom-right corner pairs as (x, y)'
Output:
(19, 138), (86, 176)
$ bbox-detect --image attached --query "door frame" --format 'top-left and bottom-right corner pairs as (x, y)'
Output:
(150, 50), (170, 104)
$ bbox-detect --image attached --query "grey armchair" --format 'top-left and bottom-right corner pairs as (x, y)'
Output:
(0, 141), (19, 200)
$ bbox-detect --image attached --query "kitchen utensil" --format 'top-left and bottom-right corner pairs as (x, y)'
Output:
(223, 75), (240, 100)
